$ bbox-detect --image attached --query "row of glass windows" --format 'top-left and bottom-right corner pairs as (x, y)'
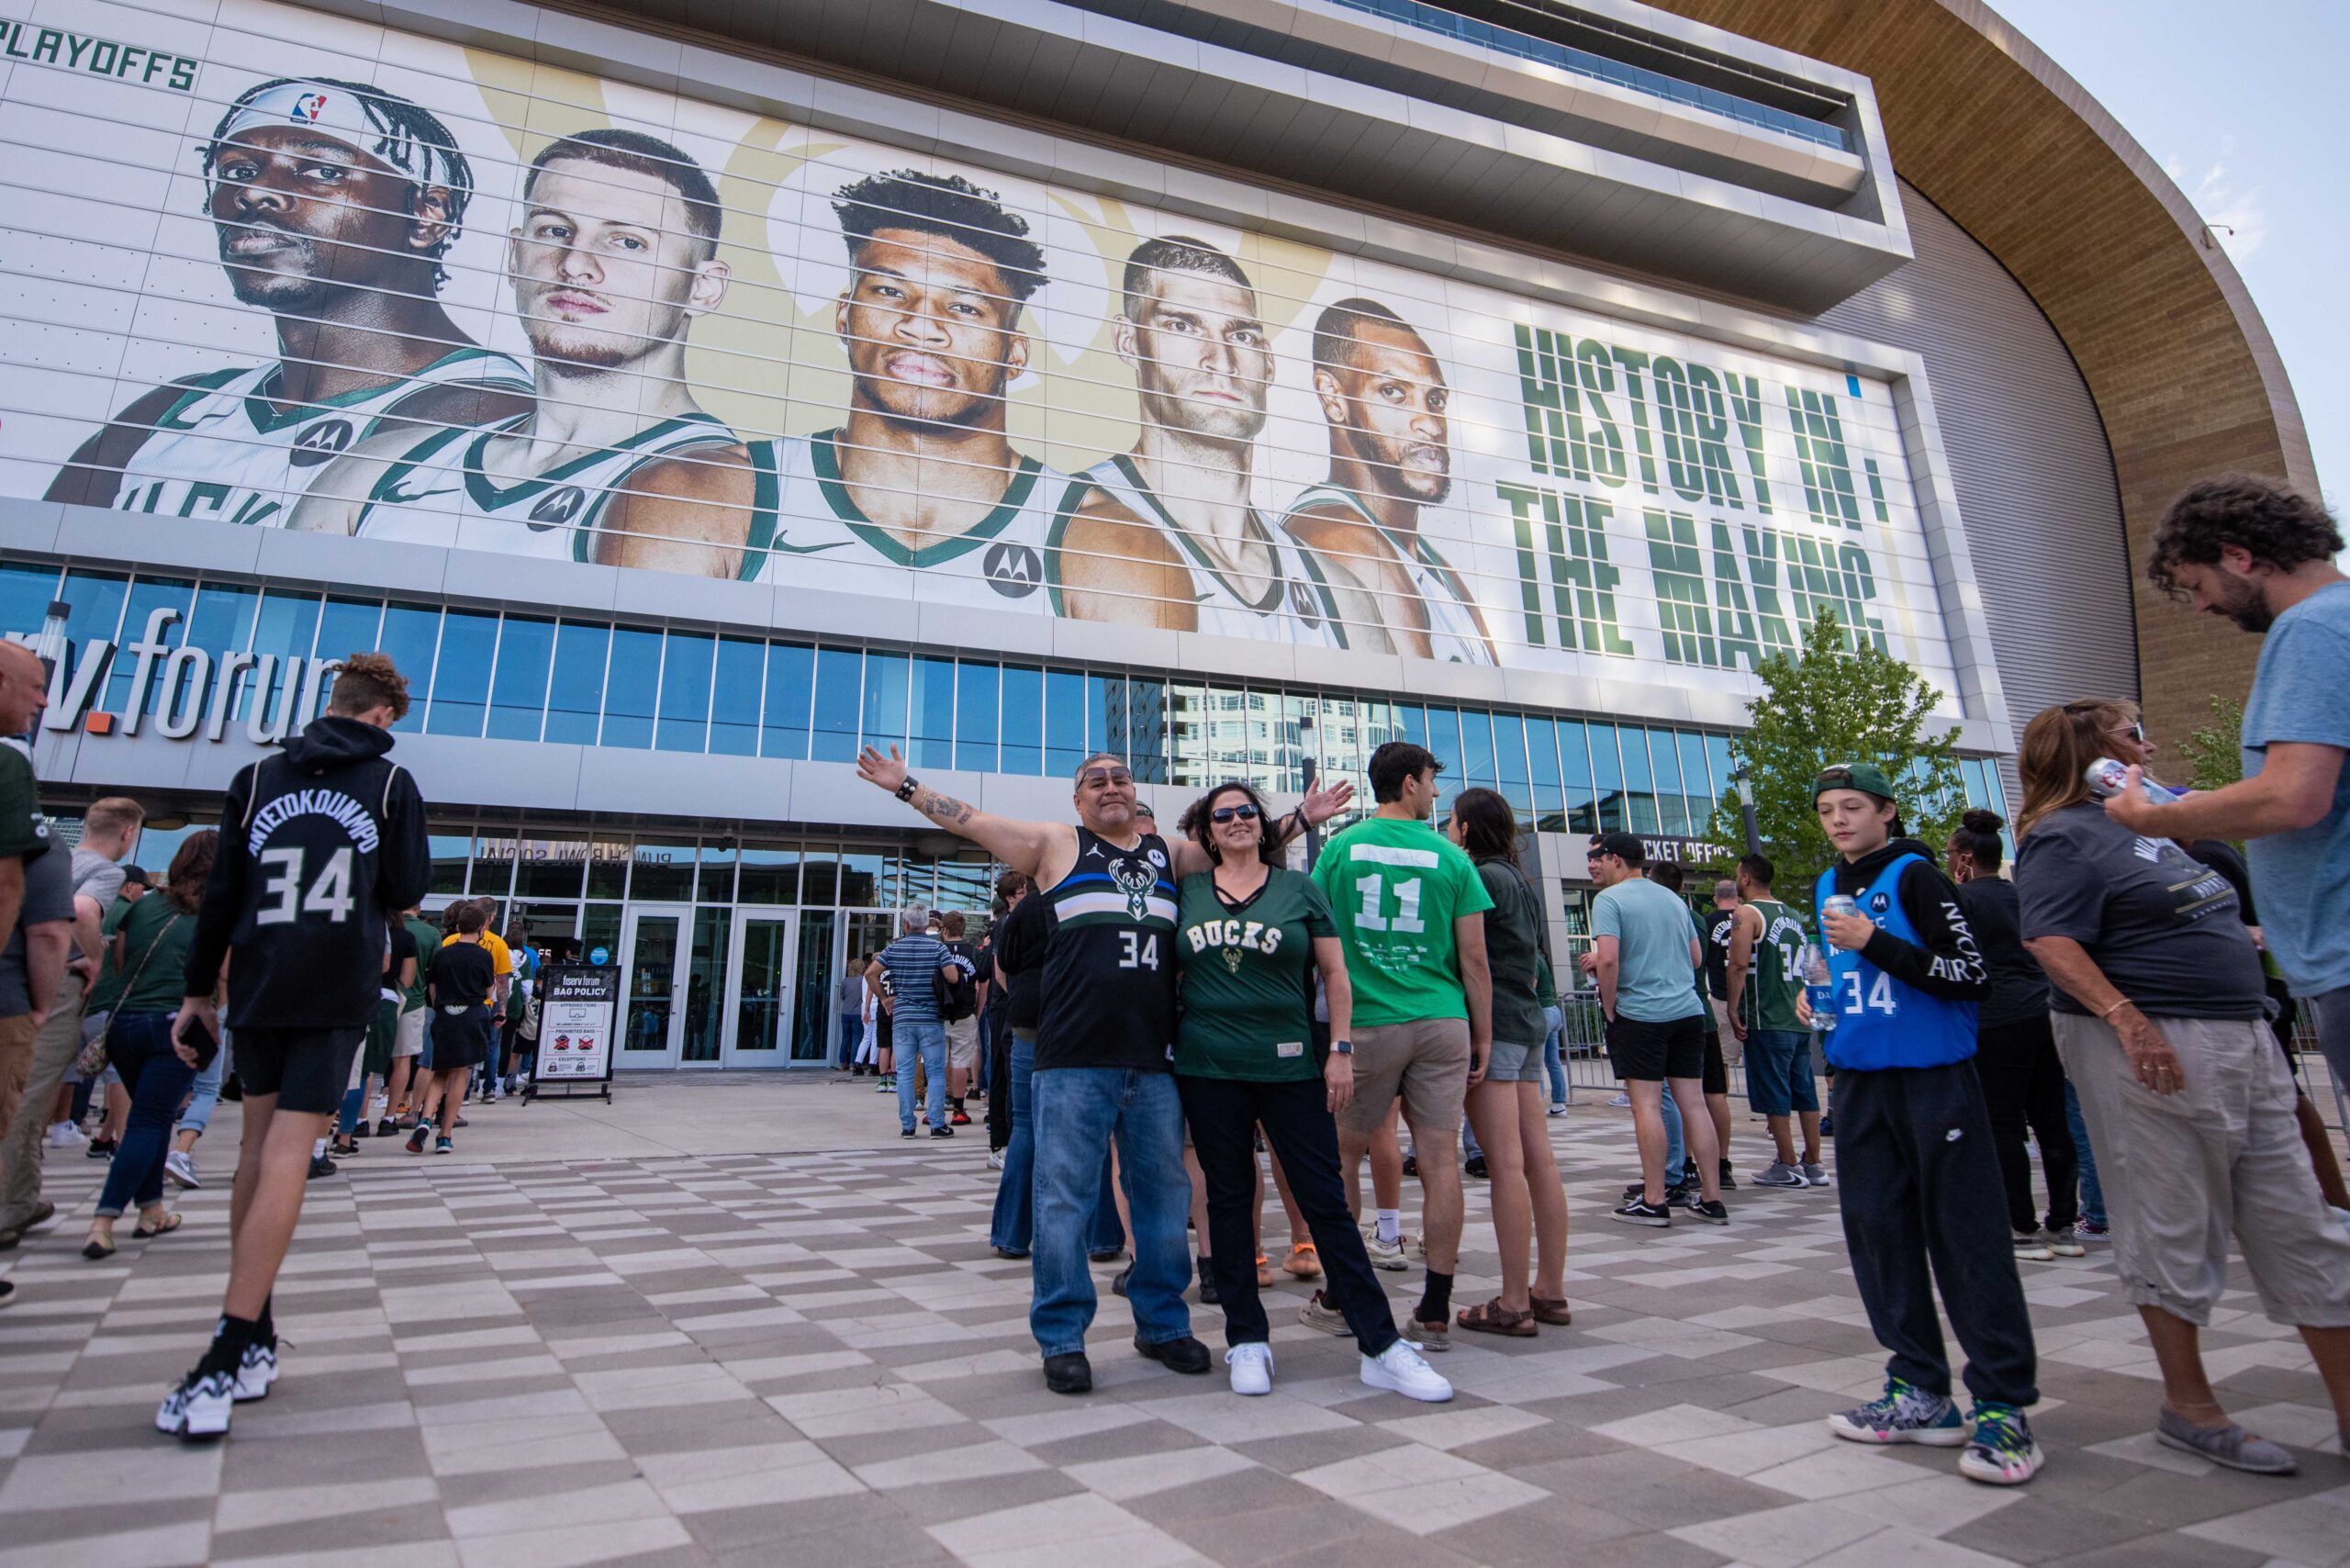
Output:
(2, 559), (2009, 834)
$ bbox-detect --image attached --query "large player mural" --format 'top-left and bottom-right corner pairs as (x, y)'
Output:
(0, 0), (1964, 706)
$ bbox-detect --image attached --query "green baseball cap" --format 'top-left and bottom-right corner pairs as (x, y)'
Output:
(1813, 761), (1898, 804)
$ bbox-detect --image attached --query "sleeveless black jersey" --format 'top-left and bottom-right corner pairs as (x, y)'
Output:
(1035, 826), (1180, 1072)
(182, 715), (431, 1029)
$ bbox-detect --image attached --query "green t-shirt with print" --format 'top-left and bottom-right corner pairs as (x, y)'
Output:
(1740, 897), (1808, 1034)
(1174, 868), (1338, 1081)
(401, 916), (440, 1013)
(1311, 814), (1492, 1027)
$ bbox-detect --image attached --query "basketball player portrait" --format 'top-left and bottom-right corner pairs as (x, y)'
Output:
(292, 129), (761, 575)
(1050, 236), (1343, 645)
(46, 76), (532, 524)
(1281, 298), (1499, 664)
(739, 170), (1063, 607)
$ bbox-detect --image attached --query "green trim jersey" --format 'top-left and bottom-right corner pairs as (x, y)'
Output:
(1311, 815), (1493, 1026)
(742, 431), (1064, 609)
(1035, 826), (1180, 1074)
(1048, 455), (1347, 646)
(112, 348), (531, 529)
(354, 411), (754, 570)
(1173, 868), (1338, 1082)
(1740, 896), (1808, 1034)
(1281, 483), (1496, 665)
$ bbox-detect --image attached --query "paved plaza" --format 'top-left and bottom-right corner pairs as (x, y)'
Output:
(2, 1074), (2346, 1568)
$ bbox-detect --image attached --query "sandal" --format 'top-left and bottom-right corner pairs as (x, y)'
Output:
(1283, 1243), (1323, 1280)
(132, 1213), (183, 1239)
(1529, 1295), (1573, 1327)
(1456, 1298), (1539, 1338)
(1254, 1253), (1278, 1289)
(81, 1232), (116, 1260)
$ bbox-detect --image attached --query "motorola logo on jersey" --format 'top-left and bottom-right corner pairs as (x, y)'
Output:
(287, 419), (354, 468)
(1288, 579), (1322, 629)
(1870, 891), (1893, 914)
(528, 487), (588, 531)
(983, 543), (1042, 599)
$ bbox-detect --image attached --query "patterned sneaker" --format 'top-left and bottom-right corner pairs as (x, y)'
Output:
(2013, 1230), (2053, 1261)
(164, 1150), (202, 1191)
(1802, 1162), (1831, 1188)
(2042, 1226), (2087, 1259)
(1960, 1403), (2044, 1484)
(1828, 1380), (1968, 1446)
(155, 1368), (236, 1439)
(1362, 1232), (1408, 1271)
(233, 1338), (278, 1403)
(1753, 1161), (1808, 1188)
(1298, 1290), (1352, 1336)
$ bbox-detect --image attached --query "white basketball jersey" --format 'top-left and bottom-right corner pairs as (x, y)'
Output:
(111, 347), (531, 528)
(1281, 483), (1497, 665)
(353, 411), (746, 566)
(1053, 454), (1347, 647)
(743, 430), (1062, 611)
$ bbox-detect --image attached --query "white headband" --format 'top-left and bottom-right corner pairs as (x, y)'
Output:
(209, 80), (465, 197)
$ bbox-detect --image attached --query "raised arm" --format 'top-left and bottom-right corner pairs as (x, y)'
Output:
(1168, 778), (1357, 878)
(856, 745), (1069, 879)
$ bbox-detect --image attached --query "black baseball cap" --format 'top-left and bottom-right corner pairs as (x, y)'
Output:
(120, 865), (150, 888)
(1589, 831), (1645, 867)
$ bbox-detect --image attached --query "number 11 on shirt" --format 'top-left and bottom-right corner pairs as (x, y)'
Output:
(1354, 874), (1426, 934)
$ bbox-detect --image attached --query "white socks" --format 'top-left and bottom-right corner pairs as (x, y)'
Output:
(1376, 1209), (1401, 1245)
(311, 1137), (328, 1159)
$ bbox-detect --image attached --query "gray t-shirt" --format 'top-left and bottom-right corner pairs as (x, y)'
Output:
(71, 846), (126, 918)
(0, 828), (78, 1018)
(1593, 875), (1704, 1024)
(2241, 579), (2350, 997)
(2015, 802), (2266, 1019)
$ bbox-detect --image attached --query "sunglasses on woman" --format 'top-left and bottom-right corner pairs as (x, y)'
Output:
(1210, 803), (1261, 823)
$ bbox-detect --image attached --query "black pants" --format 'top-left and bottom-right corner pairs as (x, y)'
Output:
(1833, 1062), (2038, 1407)
(986, 1010), (1014, 1151)
(1972, 1015), (2077, 1234)
(1175, 1072), (1399, 1356)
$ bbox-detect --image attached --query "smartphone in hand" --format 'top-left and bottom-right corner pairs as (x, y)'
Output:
(176, 1014), (220, 1071)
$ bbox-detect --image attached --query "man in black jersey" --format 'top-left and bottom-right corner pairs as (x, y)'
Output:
(157, 654), (429, 1440)
(857, 744), (1351, 1393)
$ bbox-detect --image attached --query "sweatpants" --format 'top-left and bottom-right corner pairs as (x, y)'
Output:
(1832, 1060), (2038, 1408)
(1972, 1014), (2078, 1235)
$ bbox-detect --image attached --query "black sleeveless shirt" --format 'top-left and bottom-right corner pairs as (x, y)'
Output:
(1035, 826), (1180, 1072)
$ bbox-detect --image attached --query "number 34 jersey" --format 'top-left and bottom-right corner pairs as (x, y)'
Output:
(1311, 815), (1492, 1027)
(1035, 827), (1180, 1073)
(180, 713), (431, 1032)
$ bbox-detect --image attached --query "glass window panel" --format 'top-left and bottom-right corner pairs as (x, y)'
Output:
(543, 622), (610, 745)
(1394, 703), (1426, 748)
(1125, 678), (1167, 783)
(1458, 709), (1496, 786)
(62, 569), (130, 658)
(736, 845), (800, 904)
(309, 594), (377, 666)
(1002, 666), (1043, 776)
(762, 642), (811, 759)
(487, 617), (554, 743)
(428, 834), (470, 896)
(579, 903), (622, 968)
(1087, 675), (1115, 759)
(1045, 669), (1086, 778)
(682, 908), (730, 1062)
(838, 847), (885, 907)
(911, 655), (955, 769)
(0, 562), (59, 638)
(1281, 693), (1314, 794)
(1962, 756), (1987, 807)
(1557, 719), (1596, 836)
(710, 636), (763, 757)
(425, 610), (497, 737)
(1677, 733), (1714, 836)
(514, 838), (588, 899)
(468, 834), (516, 897)
(1986, 762), (2011, 820)
(600, 627), (661, 749)
(882, 849), (937, 912)
(655, 631), (714, 753)
(1207, 686), (1248, 781)
(1705, 733), (1734, 795)
(811, 647), (860, 762)
(375, 604), (440, 734)
(1645, 729), (1684, 834)
(1317, 695), (1361, 796)
(629, 838), (696, 902)
(187, 582), (262, 658)
(862, 650), (909, 752)
(1491, 713), (1532, 817)
(1619, 726), (1659, 834)
(697, 839), (737, 903)
(956, 661), (999, 774)
(1166, 681), (1207, 790)
(1587, 722), (1626, 833)
(935, 853), (993, 914)
(797, 845), (842, 906)
(104, 577), (195, 716)
(246, 585), (316, 665)
(1524, 717), (1564, 829)
(585, 838), (629, 899)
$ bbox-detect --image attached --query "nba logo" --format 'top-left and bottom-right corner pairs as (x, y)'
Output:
(290, 93), (330, 123)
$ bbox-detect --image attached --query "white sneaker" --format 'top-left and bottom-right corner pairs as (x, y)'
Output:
(1226, 1341), (1274, 1396)
(164, 1151), (202, 1191)
(43, 1122), (86, 1148)
(1547, 1103), (1567, 1117)
(1361, 1232), (1408, 1271)
(155, 1368), (235, 1439)
(1360, 1341), (1452, 1403)
(233, 1338), (277, 1403)
(1608, 1092), (1632, 1108)
(986, 1149), (1005, 1170)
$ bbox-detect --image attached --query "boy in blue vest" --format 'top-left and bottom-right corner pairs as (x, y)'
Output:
(1802, 763), (2043, 1485)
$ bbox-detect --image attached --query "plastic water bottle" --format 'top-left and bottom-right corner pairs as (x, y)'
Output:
(1801, 941), (1836, 1034)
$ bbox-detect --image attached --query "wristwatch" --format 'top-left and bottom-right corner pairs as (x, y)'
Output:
(1329, 1038), (1352, 1056)
(894, 776), (920, 801)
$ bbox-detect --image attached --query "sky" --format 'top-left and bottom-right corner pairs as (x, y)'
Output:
(1987, 0), (2345, 516)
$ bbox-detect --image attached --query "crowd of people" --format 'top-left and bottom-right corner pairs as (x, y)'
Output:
(0, 475), (2346, 1481)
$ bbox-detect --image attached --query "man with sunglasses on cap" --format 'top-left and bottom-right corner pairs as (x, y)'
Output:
(855, 744), (1352, 1394)
(1807, 762), (2041, 1485)
(49, 76), (529, 521)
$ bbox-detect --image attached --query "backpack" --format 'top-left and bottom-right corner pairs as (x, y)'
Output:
(936, 943), (979, 1022)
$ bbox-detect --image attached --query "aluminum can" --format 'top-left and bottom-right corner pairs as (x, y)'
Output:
(2084, 757), (2131, 799)
(1821, 894), (1859, 921)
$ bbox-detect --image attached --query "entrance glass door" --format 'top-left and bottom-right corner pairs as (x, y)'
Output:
(618, 903), (692, 1068)
(724, 907), (799, 1067)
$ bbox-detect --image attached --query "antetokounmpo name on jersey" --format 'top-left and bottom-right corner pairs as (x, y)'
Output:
(248, 789), (381, 856)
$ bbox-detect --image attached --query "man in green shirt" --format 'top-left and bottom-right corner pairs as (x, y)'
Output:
(1313, 741), (1492, 1345)
(0, 640), (56, 1301)
(1726, 853), (1824, 1187)
(388, 906), (439, 1131)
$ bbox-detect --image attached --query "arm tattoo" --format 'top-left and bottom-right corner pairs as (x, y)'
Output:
(914, 787), (976, 829)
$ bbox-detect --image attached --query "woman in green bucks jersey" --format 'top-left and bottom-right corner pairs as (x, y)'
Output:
(1171, 781), (1451, 1403)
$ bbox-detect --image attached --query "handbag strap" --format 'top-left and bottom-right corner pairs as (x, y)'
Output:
(99, 912), (185, 1044)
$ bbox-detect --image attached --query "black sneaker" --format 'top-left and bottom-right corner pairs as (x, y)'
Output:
(0, 1279), (15, 1308)
(405, 1123), (431, 1155)
(433, 1137), (453, 1155)
(1088, 1249), (1125, 1264)
(307, 1155), (337, 1180)
(901, 1126), (917, 1138)
(1402, 1152), (1419, 1178)
(1463, 1154), (1488, 1179)
(1687, 1199), (1730, 1225)
(1135, 1334), (1212, 1374)
(351, 1121), (372, 1138)
(1197, 1260), (1220, 1305)
(1718, 1160), (1738, 1191)
(1044, 1352), (1092, 1394)
(1111, 1263), (1133, 1297)
(375, 1118), (398, 1139)
(86, 1137), (116, 1159)
(1681, 1159), (1701, 1188)
(929, 1126), (955, 1138)
(1610, 1198), (1672, 1227)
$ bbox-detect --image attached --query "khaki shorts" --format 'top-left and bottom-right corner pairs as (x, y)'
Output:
(1337, 1017), (1470, 1136)
(1710, 998), (1743, 1064)
(2054, 1011), (2350, 1328)
(393, 1007), (427, 1058)
(946, 1015), (980, 1070)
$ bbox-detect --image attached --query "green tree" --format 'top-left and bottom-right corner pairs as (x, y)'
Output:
(2175, 693), (2246, 793)
(1707, 609), (1967, 913)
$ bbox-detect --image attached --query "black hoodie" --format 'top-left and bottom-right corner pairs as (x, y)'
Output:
(1823, 836), (1987, 1002)
(184, 715), (430, 1029)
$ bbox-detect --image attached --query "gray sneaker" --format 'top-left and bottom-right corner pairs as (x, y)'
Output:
(2156, 1407), (2297, 1474)
(1753, 1161), (1808, 1188)
(1299, 1290), (1352, 1336)
(2042, 1226), (2087, 1259)
(1802, 1162), (1831, 1188)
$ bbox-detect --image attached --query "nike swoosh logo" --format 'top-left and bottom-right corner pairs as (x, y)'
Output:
(382, 483), (460, 505)
(767, 537), (853, 555)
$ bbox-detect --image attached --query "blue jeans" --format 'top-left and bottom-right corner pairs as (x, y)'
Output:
(837, 1014), (859, 1068)
(1542, 1003), (1567, 1104)
(895, 1020), (949, 1132)
(175, 1040), (223, 1137)
(990, 1034), (1121, 1256)
(95, 1014), (193, 1218)
(1030, 1067), (1191, 1358)
(2063, 1080), (2105, 1226)
(1662, 1081), (1686, 1175)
